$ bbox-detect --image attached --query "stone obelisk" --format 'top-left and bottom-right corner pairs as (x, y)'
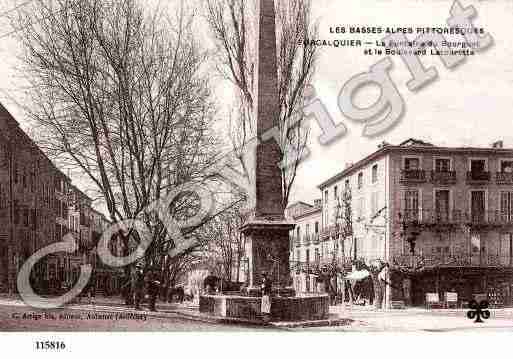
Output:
(240, 0), (295, 294)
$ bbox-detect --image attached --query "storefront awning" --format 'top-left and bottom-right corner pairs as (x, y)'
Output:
(345, 269), (370, 281)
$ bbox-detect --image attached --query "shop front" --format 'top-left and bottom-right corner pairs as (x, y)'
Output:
(391, 266), (513, 307)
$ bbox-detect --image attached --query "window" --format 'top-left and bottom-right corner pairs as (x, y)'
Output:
(296, 250), (300, 261)
(435, 190), (450, 221)
(334, 186), (338, 200)
(314, 221), (319, 234)
(306, 249), (310, 264)
(471, 190), (486, 222)
(13, 161), (18, 184)
(470, 159), (486, 173)
(501, 160), (513, 173)
(372, 164), (378, 183)
(404, 190), (419, 221)
(296, 226), (300, 239)
(404, 157), (420, 170)
(500, 192), (513, 221)
(345, 179), (350, 189)
(435, 158), (451, 172)
(357, 172), (363, 189)
(357, 197), (365, 220)
(315, 248), (320, 263)
(371, 192), (379, 217)
(324, 190), (329, 226)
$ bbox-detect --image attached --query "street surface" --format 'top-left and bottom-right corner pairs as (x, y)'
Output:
(0, 296), (269, 331)
(322, 305), (513, 332)
(1, 296), (513, 331)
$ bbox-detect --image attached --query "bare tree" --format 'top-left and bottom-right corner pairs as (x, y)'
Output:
(205, 0), (318, 209)
(13, 0), (226, 303)
(198, 201), (245, 282)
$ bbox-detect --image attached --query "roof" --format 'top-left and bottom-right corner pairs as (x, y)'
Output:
(318, 138), (513, 189)
(286, 200), (321, 220)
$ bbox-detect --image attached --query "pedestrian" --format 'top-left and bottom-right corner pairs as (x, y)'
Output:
(146, 270), (161, 312)
(260, 272), (272, 321)
(133, 265), (145, 310)
(88, 275), (97, 305)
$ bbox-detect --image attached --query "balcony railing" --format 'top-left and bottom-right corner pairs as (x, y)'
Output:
(290, 257), (353, 274)
(309, 233), (319, 244)
(294, 236), (301, 248)
(496, 172), (513, 185)
(392, 253), (513, 268)
(430, 170), (457, 185)
(400, 169), (426, 183)
(466, 171), (491, 184)
(398, 209), (513, 227)
(320, 224), (337, 240)
(319, 224), (353, 240)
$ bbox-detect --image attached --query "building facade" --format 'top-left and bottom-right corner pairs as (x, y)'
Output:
(89, 208), (123, 296)
(286, 201), (324, 293)
(0, 104), (64, 293)
(0, 103), (106, 295)
(307, 138), (513, 308)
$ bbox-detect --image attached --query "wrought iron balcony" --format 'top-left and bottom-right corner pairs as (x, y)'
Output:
(430, 170), (457, 185)
(293, 236), (301, 248)
(466, 171), (490, 184)
(319, 224), (337, 240)
(392, 253), (512, 269)
(290, 258), (353, 274)
(496, 172), (513, 185)
(400, 169), (426, 183)
(312, 233), (320, 244)
(398, 209), (513, 228)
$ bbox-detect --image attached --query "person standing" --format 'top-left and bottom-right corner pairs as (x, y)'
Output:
(133, 266), (145, 310)
(88, 274), (97, 305)
(261, 272), (272, 321)
(146, 270), (161, 312)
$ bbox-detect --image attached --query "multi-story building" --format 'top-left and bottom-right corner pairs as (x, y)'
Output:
(0, 103), (65, 293)
(286, 200), (323, 293)
(89, 208), (123, 296)
(311, 138), (513, 308)
(0, 102), (103, 295)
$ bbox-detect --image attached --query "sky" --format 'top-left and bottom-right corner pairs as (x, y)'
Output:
(0, 0), (512, 210)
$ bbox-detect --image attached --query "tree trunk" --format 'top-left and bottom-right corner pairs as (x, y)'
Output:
(371, 272), (384, 310)
(348, 281), (354, 307)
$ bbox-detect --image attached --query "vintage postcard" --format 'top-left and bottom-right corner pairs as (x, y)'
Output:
(0, 0), (512, 356)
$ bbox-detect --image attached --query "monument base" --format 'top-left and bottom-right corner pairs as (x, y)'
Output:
(199, 293), (329, 322)
(244, 286), (296, 297)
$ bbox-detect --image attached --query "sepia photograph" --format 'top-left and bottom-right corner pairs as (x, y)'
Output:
(0, 0), (512, 356)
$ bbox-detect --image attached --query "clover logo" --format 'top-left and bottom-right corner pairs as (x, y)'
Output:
(467, 300), (490, 323)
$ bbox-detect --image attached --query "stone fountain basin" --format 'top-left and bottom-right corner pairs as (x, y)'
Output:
(199, 293), (329, 322)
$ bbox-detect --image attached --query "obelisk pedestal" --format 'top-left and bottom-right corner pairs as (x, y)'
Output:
(199, 0), (329, 322)
(239, 0), (295, 296)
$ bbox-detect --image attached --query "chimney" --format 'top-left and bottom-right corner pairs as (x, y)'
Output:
(314, 199), (322, 208)
(378, 141), (390, 149)
(492, 140), (504, 149)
